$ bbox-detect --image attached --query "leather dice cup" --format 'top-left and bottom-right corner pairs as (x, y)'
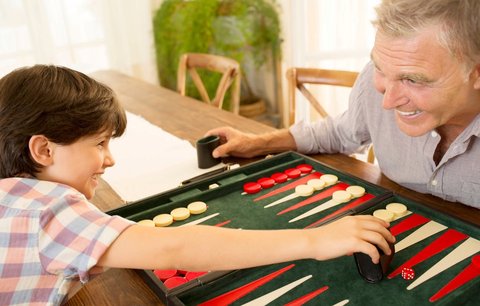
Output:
(354, 240), (395, 283)
(196, 135), (221, 169)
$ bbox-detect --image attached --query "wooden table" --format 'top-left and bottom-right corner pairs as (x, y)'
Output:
(66, 70), (479, 306)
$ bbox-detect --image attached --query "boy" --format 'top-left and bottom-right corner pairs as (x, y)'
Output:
(0, 65), (394, 305)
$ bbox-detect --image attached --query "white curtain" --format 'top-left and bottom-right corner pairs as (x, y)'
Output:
(278, 0), (380, 126)
(1, 0), (379, 125)
(0, 0), (159, 84)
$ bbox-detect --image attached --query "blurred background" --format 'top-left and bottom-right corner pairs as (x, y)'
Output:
(0, 0), (379, 127)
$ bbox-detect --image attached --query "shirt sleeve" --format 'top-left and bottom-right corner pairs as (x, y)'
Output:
(38, 192), (134, 283)
(289, 61), (376, 155)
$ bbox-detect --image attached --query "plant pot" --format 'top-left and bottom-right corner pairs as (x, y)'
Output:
(239, 99), (266, 118)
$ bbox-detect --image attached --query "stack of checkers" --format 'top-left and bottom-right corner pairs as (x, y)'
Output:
(331, 185), (366, 203)
(153, 269), (208, 289)
(290, 174), (342, 198)
(137, 201), (208, 227)
(372, 203), (408, 222)
(243, 163), (314, 194)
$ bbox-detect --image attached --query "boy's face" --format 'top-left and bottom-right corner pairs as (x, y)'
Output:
(38, 131), (115, 199)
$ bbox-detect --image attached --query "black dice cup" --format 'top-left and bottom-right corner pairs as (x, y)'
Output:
(196, 135), (221, 169)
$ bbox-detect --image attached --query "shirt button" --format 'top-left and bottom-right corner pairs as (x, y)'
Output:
(431, 179), (438, 186)
(431, 131), (438, 138)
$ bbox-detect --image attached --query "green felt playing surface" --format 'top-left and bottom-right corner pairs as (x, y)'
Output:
(107, 152), (479, 306)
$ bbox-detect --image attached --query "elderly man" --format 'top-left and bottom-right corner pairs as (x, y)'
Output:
(206, 0), (480, 208)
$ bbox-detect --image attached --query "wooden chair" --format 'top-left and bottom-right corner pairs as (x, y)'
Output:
(286, 67), (375, 164)
(177, 53), (241, 114)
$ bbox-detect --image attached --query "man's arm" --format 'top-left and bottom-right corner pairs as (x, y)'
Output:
(205, 127), (297, 158)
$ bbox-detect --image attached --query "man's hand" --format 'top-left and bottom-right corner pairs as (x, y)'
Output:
(205, 126), (260, 158)
(205, 126), (297, 158)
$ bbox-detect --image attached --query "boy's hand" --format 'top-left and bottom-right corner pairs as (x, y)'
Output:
(310, 215), (395, 263)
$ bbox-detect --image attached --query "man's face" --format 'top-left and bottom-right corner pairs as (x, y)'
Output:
(371, 26), (480, 138)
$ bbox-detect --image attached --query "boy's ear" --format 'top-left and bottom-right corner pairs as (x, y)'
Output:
(29, 135), (54, 166)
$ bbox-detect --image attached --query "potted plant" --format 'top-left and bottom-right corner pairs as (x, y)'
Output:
(153, 0), (281, 118)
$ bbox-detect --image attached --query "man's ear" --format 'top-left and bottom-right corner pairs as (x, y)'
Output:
(473, 64), (480, 90)
(29, 135), (54, 166)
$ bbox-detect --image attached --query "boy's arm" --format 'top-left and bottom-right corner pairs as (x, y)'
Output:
(97, 215), (394, 271)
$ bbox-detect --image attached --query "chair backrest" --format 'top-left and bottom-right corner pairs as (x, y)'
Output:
(286, 67), (358, 125)
(177, 53), (241, 114)
(286, 67), (375, 163)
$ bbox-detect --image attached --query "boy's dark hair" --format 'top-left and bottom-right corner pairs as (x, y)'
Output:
(0, 65), (127, 178)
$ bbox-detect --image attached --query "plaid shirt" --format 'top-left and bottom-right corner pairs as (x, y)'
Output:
(0, 178), (133, 306)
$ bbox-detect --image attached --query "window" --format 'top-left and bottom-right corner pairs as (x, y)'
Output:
(0, 0), (157, 83)
(281, 0), (380, 122)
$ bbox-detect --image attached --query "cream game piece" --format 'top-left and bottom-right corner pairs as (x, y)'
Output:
(137, 219), (155, 227)
(373, 209), (395, 222)
(386, 203), (408, 217)
(295, 184), (315, 197)
(332, 190), (352, 203)
(187, 201), (208, 214)
(170, 207), (190, 221)
(265, 184), (316, 208)
(209, 183), (220, 189)
(320, 174), (338, 186)
(307, 178), (326, 190)
(153, 214), (174, 227)
(346, 185), (365, 198)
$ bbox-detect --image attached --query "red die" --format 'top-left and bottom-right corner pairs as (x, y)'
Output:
(401, 267), (415, 280)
